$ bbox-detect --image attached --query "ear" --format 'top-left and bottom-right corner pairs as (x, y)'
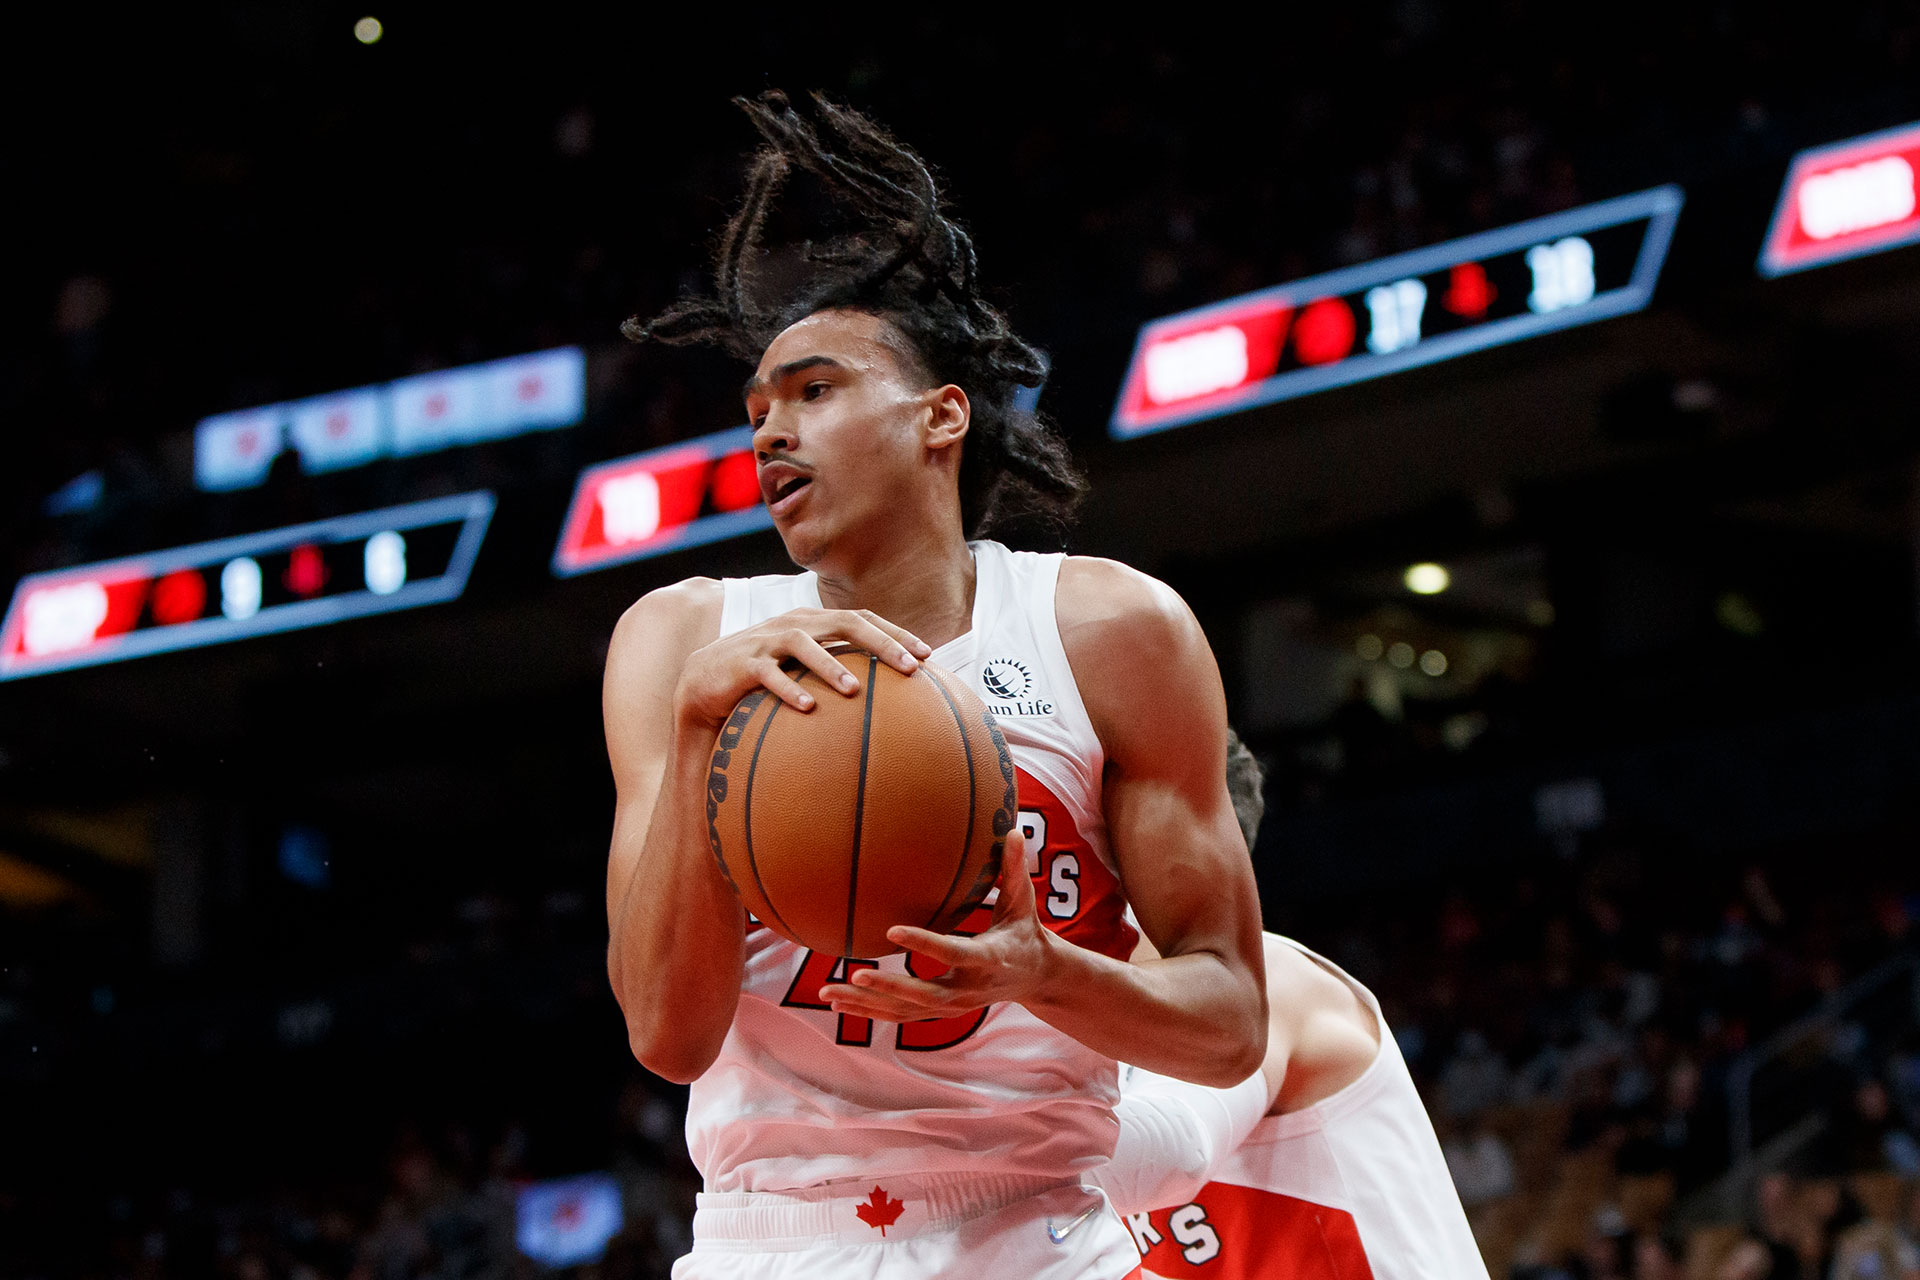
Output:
(924, 385), (970, 453)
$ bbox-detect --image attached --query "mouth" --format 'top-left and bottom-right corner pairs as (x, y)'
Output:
(758, 462), (814, 517)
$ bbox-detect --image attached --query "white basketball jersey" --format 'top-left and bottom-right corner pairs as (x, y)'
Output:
(1125, 938), (1489, 1280)
(685, 540), (1140, 1193)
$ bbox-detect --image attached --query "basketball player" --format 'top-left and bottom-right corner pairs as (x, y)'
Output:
(1090, 734), (1490, 1280)
(601, 94), (1266, 1277)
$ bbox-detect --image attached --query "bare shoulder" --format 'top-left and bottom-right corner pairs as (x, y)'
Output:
(604, 578), (725, 723)
(609, 577), (725, 667)
(1054, 555), (1203, 659)
(1054, 556), (1222, 755)
(1266, 936), (1381, 1055)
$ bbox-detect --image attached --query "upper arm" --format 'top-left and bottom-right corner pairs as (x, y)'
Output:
(1057, 558), (1263, 975)
(602, 577), (723, 922)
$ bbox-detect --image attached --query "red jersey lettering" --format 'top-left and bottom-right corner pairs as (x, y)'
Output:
(1135, 1184), (1376, 1280)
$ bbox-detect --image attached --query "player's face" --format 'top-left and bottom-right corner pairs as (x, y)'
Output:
(744, 309), (945, 567)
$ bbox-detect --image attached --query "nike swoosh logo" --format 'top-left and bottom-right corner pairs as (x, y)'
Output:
(1046, 1200), (1103, 1244)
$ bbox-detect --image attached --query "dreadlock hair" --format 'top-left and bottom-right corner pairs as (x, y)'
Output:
(623, 90), (1086, 541)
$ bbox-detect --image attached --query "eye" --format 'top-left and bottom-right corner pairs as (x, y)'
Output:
(802, 381), (831, 400)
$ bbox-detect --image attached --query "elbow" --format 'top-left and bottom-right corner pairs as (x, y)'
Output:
(1203, 991), (1268, 1086)
(627, 1024), (722, 1085)
(1195, 1019), (1265, 1087)
(1224, 1015), (1268, 1083)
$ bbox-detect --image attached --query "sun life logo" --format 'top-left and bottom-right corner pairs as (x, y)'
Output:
(982, 657), (1054, 717)
(983, 658), (1032, 699)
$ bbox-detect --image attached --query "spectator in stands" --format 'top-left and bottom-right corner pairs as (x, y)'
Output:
(1442, 1110), (1520, 1208)
(1443, 1029), (1516, 1118)
(1837, 1080), (1920, 1177)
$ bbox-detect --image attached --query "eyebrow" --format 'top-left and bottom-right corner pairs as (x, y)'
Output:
(742, 355), (845, 403)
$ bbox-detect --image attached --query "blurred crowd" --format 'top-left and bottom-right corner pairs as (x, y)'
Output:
(5, 819), (1918, 1279)
(1343, 828), (1920, 1280)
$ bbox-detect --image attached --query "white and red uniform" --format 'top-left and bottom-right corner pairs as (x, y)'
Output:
(676, 540), (1143, 1279)
(1092, 938), (1490, 1280)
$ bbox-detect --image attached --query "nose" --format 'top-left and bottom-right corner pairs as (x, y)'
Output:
(753, 409), (797, 459)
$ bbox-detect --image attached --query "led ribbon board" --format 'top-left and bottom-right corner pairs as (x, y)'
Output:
(551, 426), (770, 577)
(1759, 120), (1920, 277)
(0, 492), (494, 681)
(195, 347), (585, 491)
(1110, 186), (1685, 438)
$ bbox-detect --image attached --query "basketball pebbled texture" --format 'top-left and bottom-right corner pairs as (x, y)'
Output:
(705, 648), (1017, 959)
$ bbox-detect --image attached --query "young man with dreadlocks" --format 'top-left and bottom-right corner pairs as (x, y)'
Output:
(602, 92), (1266, 1279)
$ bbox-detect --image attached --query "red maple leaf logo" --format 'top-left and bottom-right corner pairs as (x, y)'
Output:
(854, 1185), (905, 1235)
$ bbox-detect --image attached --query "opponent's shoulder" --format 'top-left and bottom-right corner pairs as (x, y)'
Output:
(608, 577), (725, 673)
(1264, 934), (1382, 1114)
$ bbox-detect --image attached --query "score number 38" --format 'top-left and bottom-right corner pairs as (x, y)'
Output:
(1364, 235), (1599, 356)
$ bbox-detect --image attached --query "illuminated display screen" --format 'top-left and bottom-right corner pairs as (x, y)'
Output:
(0, 493), (494, 681)
(195, 347), (585, 491)
(1110, 186), (1684, 438)
(552, 426), (770, 577)
(1759, 120), (1920, 277)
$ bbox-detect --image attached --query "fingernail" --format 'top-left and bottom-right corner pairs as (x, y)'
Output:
(839, 674), (857, 690)
(899, 654), (918, 670)
(915, 641), (933, 656)
(798, 693), (814, 709)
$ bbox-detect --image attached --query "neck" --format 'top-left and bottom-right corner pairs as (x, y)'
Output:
(813, 521), (977, 650)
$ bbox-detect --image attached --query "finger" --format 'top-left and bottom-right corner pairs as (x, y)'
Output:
(995, 831), (1038, 920)
(776, 631), (863, 697)
(856, 609), (934, 661)
(828, 971), (954, 1002)
(825, 986), (976, 1021)
(826, 995), (934, 1023)
(885, 926), (978, 967)
(820, 985), (955, 1022)
(749, 657), (818, 712)
(840, 612), (930, 672)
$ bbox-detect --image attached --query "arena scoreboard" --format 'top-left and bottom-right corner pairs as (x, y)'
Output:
(1109, 186), (1684, 438)
(195, 347), (584, 492)
(551, 426), (771, 577)
(0, 492), (494, 681)
(1759, 120), (1920, 277)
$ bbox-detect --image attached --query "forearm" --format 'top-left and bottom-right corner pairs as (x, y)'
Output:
(1026, 935), (1265, 1086)
(608, 727), (746, 1082)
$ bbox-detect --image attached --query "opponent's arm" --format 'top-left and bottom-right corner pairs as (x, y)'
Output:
(824, 559), (1267, 1086)
(604, 584), (932, 1083)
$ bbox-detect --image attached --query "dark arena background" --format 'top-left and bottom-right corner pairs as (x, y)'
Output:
(8, 5), (1920, 1277)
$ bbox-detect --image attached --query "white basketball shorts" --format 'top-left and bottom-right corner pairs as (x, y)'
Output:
(671, 1170), (1144, 1280)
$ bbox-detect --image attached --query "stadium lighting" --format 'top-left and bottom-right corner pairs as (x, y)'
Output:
(1405, 563), (1451, 595)
(354, 16), (383, 44)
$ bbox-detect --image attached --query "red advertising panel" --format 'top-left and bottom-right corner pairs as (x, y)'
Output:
(551, 427), (771, 577)
(0, 493), (494, 681)
(1759, 120), (1920, 277)
(1111, 187), (1683, 438)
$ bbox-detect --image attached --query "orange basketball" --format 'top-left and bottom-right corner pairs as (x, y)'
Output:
(704, 648), (1016, 959)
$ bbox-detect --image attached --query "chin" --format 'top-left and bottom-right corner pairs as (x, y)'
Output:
(775, 523), (829, 570)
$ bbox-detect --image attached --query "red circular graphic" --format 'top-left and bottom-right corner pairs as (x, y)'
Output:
(151, 569), (208, 626)
(1293, 298), (1357, 366)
